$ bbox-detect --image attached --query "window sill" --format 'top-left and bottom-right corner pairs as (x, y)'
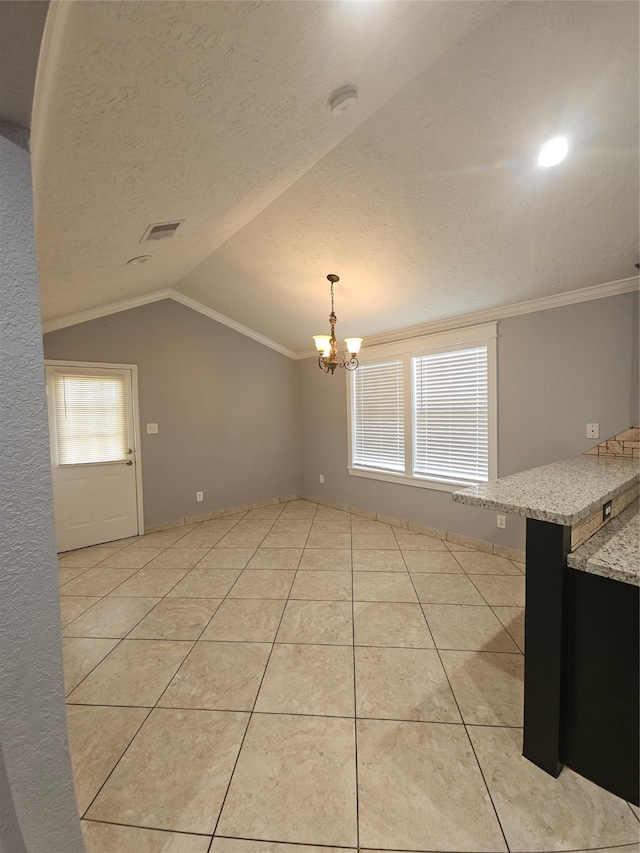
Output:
(347, 467), (483, 493)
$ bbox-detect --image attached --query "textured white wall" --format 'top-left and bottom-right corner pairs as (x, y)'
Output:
(0, 135), (84, 852)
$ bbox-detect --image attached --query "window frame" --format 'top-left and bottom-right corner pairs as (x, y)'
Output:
(346, 323), (497, 492)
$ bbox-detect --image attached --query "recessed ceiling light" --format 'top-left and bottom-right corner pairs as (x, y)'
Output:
(127, 255), (151, 265)
(538, 136), (569, 168)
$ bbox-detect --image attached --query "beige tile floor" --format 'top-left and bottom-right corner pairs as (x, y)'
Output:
(58, 501), (640, 853)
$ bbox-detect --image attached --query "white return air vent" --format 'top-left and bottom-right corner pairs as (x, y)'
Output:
(140, 220), (184, 242)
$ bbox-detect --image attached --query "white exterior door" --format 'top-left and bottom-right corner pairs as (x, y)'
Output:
(46, 362), (143, 552)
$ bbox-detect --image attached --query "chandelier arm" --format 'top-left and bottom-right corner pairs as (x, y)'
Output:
(340, 356), (359, 371)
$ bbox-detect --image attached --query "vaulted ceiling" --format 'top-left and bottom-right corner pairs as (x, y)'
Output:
(32, 1), (639, 352)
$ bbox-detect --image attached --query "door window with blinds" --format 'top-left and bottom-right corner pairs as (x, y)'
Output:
(50, 372), (130, 465)
(348, 324), (496, 490)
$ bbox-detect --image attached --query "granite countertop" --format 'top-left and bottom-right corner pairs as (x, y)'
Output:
(452, 455), (639, 526)
(567, 500), (639, 587)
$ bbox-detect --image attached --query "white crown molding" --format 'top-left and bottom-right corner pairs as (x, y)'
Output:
(296, 275), (640, 359)
(168, 291), (296, 358)
(41, 289), (297, 358)
(42, 275), (638, 361)
(41, 290), (176, 333)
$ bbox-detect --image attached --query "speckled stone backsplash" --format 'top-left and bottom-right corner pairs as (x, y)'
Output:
(584, 425), (640, 459)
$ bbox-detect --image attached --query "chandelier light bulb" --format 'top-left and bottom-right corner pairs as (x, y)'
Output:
(344, 337), (363, 356)
(313, 335), (331, 353)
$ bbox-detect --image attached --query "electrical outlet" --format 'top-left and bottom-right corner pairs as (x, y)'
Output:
(602, 500), (612, 522)
(196, 491), (203, 502)
(146, 423), (159, 434)
(497, 514), (506, 529)
(319, 474), (325, 484)
(586, 423), (599, 439)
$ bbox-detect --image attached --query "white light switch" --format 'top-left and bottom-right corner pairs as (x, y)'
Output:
(586, 423), (599, 439)
(146, 423), (159, 434)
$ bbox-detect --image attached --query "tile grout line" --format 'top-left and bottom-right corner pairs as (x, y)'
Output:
(404, 545), (524, 651)
(394, 529), (437, 650)
(146, 511), (286, 709)
(63, 701), (526, 729)
(79, 704), (155, 821)
(62, 528), (227, 699)
(61, 504), (536, 849)
(213, 833), (358, 852)
(210, 501), (318, 842)
(60, 515), (234, 600)
(625, 801), (640, 821)
(489, 603), (525, 653)
(350, 513), (361, 852)
(66, 520), (242, 819)
(59, 591), (107, 629)
(61, 512), (634, 852)
(402, 535), (512, 853)
(67, 505), (296, 837)
(463, 720), (512, 853)
(146, 515), (282, 716)
(65, 513), (258, 823)
(80, 816), (212, 839)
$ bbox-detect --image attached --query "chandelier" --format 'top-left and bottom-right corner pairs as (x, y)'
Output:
(312, 274), (363, 374)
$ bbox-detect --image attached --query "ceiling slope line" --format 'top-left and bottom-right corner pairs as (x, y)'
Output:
(295, 275), (640, 359)
(168, 291), (297, 358)
(41, 289), (175, 334)
(41, 288), (297, 359)
(42, 275), (638, 361)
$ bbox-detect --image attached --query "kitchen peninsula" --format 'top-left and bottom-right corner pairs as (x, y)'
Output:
(453, 454), (639, 805)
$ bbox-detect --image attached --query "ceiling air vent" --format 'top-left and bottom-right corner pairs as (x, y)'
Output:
(140, 220), (184, 243)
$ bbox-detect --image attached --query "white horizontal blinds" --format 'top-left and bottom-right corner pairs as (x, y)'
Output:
(352, 359), (405, 473)
(53, 374), (128, 465)
(413, 346), (488, 483)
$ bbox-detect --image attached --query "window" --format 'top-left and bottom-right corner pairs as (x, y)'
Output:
(348, 324), (497, 491)
(352, 359), (404, 473)
(51, 373), (129, 465)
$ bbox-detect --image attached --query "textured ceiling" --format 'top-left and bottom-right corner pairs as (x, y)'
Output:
(34, 1), (639, 352)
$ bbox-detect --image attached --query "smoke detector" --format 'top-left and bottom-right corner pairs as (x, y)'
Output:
(329, 86), (358, 115)
(140, 220), (184, 243)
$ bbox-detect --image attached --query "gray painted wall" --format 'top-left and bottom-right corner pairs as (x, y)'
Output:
(0, 135), (84, 852)
(497, 292), (639, 475)
(43, 291), (638, 548)
(300, 292), (639, 550)
(44, 300), (301, 527)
